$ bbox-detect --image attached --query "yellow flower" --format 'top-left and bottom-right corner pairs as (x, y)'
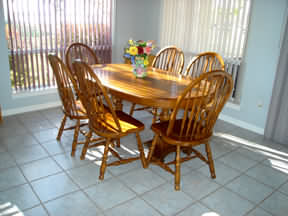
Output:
(143, 59), (149, 66)
(128, 46), (138, 55)
(128, 39), (133, 45)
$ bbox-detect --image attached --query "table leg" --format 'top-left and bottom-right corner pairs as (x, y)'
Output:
(159, 109), (192, 157)
(113, 97), (123, 111)
(151, 108), (176, 162)
(113, 97), (122, 147)
(159, 108), (170, 122)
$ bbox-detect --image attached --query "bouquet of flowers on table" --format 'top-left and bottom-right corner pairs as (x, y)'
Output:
(123, 39), (155, 78)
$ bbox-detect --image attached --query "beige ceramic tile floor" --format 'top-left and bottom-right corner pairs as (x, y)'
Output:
(0, 104), (288, 216)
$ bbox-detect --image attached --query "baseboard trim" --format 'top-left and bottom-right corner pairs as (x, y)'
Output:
(219, 113), (265, 135)
(3, 101), (61, 116)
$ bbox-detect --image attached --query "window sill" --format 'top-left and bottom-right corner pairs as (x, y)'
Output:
(12, 88), (58, 99)
(225, 101), (241, 111)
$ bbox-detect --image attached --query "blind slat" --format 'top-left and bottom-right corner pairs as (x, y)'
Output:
(87, 0), (91, 46)
(16, 0), (27, 90)
(11, 0), (23, 90)
(33, 3), (41, 89)
(54, 0), (58, 56)
(59, 0), (64, 59)
(218, 0), (229, 54)
(223, 0), (233, 59)
(83, 2), (86, 44)
(73, 0), (76, 42)
(92, 0), (96, 48)
(236, 0), (250, 58)
(6, 0), (18, 91)
(21, 1), (31, 89)
(43, 0), (50, 86)
(63, 0), (67, 58)
(37, 0), (46, 88)
(27, 4), (36, 89)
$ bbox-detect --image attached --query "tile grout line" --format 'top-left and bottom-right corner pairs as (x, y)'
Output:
(103, 161), (176, 215)
(14, 155), (51, 216)
(14, 118), (61, 216)
(47, 149), (106, 215)
(181, 159), (265, 214)
(9, 113), (85, 215)
(110, 165), (168, 215)
(194, 155), (287, 216)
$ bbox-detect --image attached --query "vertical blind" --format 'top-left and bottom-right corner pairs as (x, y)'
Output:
(160, 0), (251, 64)
(3, 0), (112, 92)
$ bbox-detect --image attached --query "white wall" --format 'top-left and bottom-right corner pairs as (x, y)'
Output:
(220, 0), (288, 133)
(113, 0), (161, 62)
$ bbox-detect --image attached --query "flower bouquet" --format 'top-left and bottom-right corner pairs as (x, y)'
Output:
(124, 39), (155, 78)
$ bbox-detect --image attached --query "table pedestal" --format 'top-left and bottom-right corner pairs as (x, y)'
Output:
(146, 108), (177, 162)
(114, 97), (123, 111)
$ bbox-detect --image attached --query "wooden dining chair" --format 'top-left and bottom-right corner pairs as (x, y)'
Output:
(146, 70), (233, 190)
(65, 42), (123, 147)
(152, 45), (185, 74)
(183, 52), (225, 79)
(48, 54), (89, 157)
(65, 42), (99, 75)
(129, 46), (185, 123)
(72, 61), (147, 180)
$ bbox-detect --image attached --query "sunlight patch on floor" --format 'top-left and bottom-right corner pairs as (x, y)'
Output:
(266, 158), (288, 174)
(120, 145), (138, 155)
(214, 132), (288, 156)
(202, 212), (220, 216)
(0, 202), (23, 216)
(86, 149), (103, 159)
(214, 132), (288, 174)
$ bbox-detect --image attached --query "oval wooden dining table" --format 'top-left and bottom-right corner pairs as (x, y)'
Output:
(91, 64), (192, 110)
(91, 64), (192, 160)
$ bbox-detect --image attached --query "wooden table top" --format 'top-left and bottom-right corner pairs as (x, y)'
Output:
(91, 64), (192, 109)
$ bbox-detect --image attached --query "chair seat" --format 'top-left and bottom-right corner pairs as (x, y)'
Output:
(75, 100), (86, 115)
(91, 109), (145, 136)
(63, 100), (87, 119)
(151, 119), (212, 146)
(116, 110), (145, 132)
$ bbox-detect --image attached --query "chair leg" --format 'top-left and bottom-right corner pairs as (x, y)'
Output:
(99, 138), (111, 180)
(135, 132), (146, 168)
(129, 103), (136, 116)
(71, 119), (80, 157)
(116, 139), (121, 148)
(80, 129), (92, 160)
(57, 114), (67, 140)
(175, 145), (181, 190)
(146, 135), (159, 167)
(205, 141), (216, 179)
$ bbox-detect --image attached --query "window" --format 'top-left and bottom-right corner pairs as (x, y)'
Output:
(160, 0), (251, 98)
(3, 0), (112, 93)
